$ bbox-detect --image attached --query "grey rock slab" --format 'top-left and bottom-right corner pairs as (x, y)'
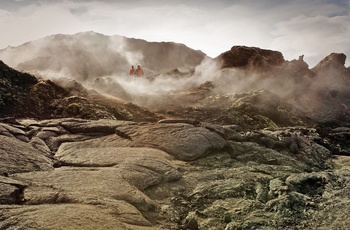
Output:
(0, 123), (26, 136)
(46, 133), (93, 152)
(0, 123), (29, 142)
(56, 122), (229, 161)
(29, 136), (52, 154)
(56, 146), (181, 190)
(10, 166), (167, 228)
(59, 119), (135, 134)
(129, 123), (228, 161)
(0, 135), (54, 175)
(14, 167), (157, 212)
(56, 146), (171, 165)
(0, 203), (161, 230)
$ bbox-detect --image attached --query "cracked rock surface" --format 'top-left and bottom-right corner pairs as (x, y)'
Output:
(1, 118), (349, 229)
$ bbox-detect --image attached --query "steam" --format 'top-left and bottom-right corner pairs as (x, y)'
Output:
(0, 30), (349, 122)
(108, 36), (144, 67)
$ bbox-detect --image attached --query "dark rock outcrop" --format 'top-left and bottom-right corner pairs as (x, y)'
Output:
(312, 53), (349, 76)
(306, 53), (350, 125)
(216, 46), (284, 71)
(204, 47), (350, 127)
(0, 61), (158, 121)
(0, 60), (38, 117)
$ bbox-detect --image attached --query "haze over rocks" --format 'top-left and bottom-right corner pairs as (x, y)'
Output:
(1, 32), (350, 229)
(0, 31), (206, 82)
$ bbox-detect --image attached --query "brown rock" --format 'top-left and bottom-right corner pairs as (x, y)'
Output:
(0, 135), (54, 175)
(216, 46), (284, 71)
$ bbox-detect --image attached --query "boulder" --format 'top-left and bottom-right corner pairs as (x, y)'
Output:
(312, 53), (348, 75)
(215, 46), (284, 71)
(56, 121), (228, 161)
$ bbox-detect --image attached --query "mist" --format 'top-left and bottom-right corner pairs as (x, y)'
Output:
(0, 30), (349, 122)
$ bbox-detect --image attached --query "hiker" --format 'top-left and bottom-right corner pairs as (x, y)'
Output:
(129, 66), (135, 76)
(135, 65), (143, 77)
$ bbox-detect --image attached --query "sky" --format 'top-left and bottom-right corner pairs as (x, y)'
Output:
(0, 0), (349, 67)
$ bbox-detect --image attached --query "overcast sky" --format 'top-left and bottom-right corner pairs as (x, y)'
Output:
(0, 0), (349, 67)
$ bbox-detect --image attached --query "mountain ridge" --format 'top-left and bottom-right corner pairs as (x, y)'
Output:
(0, 31), (207, 82)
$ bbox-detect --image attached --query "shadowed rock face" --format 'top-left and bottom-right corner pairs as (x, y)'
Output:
(0, 60), (38, 117)
(216, 46), (285, 71)
(0, 61), (158, 121)
(312, 53), (348, 74)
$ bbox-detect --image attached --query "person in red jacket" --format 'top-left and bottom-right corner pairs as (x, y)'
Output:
(135, 65), (143, 77)
(129, 66), (135, 76)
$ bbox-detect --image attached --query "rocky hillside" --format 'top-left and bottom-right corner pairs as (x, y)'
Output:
(0, 31), (206, 82)
(1, 42), (350, 229)
(0, 61), (157, 121)
(138, 47), (350, 129)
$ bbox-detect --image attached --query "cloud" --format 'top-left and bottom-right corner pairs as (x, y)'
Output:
(0, 9), (11, 17)
(0, 0), (349, 67)
(271, 14), (350, 67)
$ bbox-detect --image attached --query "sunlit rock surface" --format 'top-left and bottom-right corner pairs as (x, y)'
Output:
(1, 117), (350, 229)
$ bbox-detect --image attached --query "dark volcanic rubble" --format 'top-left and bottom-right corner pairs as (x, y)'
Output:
(1, 43), (350, 229)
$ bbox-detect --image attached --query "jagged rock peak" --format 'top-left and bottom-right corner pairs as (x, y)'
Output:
(312, 53), (347, 72)
(0, 60), (37, 86)
(216, 46), (285, 70)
